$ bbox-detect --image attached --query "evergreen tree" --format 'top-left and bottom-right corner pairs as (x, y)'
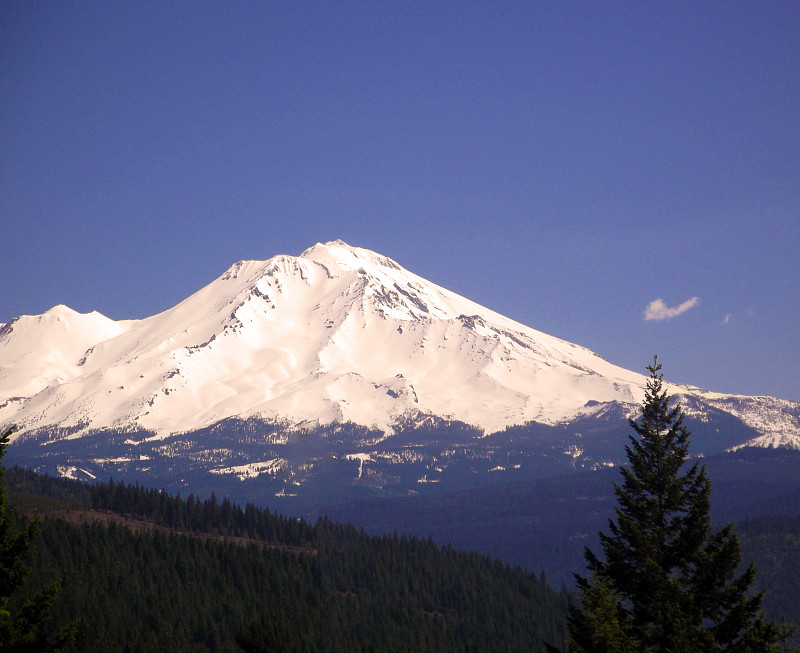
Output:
(567, 358), (790, 652)
(0, 426), (76, 651)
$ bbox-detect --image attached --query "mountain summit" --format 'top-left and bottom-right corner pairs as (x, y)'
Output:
(2, 241), (799, 505)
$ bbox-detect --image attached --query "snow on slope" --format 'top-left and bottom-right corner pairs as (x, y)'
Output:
(684, 390), (800, 449)
(0, 306), (132, 400)
(1, 240), (796, 447)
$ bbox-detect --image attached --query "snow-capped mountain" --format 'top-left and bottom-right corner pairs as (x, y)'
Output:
(2, 241), (799, 507)
(0, 240), (643, 435)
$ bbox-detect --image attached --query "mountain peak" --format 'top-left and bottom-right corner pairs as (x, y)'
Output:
(300, 240), (403, 275)
(300, 239), (353, 257)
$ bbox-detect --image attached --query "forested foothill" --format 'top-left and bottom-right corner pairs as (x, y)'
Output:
(5, 468), (569, 652)
(7, 456), (799, 651)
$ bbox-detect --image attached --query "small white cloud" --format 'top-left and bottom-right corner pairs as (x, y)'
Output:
(644, 296), (700, 321)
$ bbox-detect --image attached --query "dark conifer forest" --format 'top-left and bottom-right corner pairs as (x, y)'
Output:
(6, 469), (569, 652)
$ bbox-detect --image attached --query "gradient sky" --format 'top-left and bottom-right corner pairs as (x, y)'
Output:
(2, 2), (798, 401)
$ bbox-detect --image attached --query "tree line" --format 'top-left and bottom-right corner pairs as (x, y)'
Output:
(5, 447), (569, 651)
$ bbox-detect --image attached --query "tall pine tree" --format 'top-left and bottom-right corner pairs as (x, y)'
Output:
(567, 358), (789, 652)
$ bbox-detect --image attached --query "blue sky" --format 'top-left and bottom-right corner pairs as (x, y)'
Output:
(2, 2), (798, 401)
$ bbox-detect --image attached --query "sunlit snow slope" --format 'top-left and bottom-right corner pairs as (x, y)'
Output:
(1, 241), (798, 448)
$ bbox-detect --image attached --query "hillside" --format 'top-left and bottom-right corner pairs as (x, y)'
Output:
(7, 469), (569, 652)
(9, 459), (800, 650)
